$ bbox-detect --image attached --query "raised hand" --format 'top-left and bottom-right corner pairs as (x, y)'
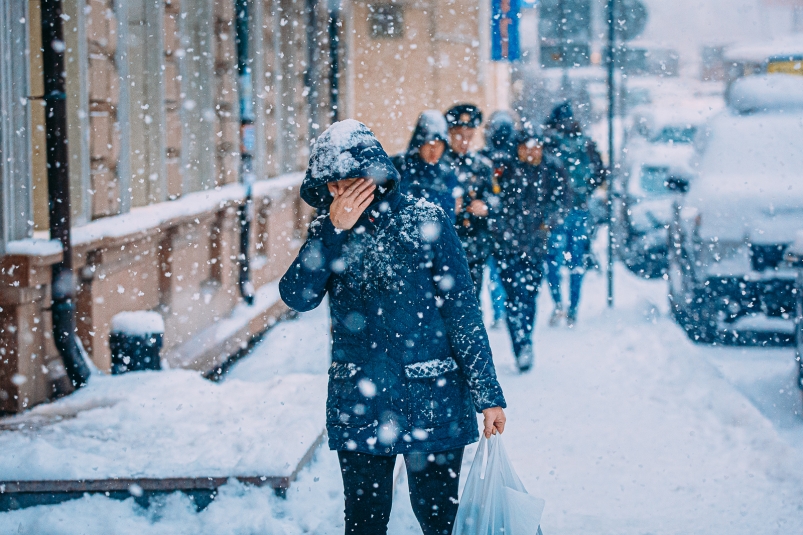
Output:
(328, 178), (376, 230)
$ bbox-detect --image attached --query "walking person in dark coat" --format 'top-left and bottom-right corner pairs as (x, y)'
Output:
(544, 102), (606, 327)
(280, 120), (507, 535)
(479, 110), (520, 326)
(443, 104), (496, 296)
(491, 123), (569, 372)
(394, 110), (460, 222)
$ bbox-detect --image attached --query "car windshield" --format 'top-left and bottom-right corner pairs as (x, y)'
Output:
(651, 125), (697, 144)
(640, 166), (673, 195)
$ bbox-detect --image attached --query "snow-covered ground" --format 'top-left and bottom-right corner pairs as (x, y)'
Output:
(2, 253), (803, 533)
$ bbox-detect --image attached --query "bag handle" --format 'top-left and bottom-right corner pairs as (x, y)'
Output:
(479, 436), (489, 480)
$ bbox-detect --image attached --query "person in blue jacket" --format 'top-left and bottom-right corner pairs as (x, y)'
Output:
(544, 102), (606, 327)
(280, 119), (507, 535)
(394, 110), (460, 222)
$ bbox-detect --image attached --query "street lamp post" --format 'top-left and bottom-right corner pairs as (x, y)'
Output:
(606, 0), (616, 307)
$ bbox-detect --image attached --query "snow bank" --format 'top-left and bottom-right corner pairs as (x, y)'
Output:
(249, 172), (303, 200)
(69, 173), (302, 248)
(0, 371), (326, 480)
(4, 239), (63, 257)
(111, 311), (165, 336)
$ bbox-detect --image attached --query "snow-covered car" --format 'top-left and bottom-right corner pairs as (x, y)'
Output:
(617, 103), (720, 279)
(616, 145), (694, 279)
(668, 75), (803, 344)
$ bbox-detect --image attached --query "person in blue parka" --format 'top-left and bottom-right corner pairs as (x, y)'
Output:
(394, 110), (460, 222)
(279, 119), (507, 535)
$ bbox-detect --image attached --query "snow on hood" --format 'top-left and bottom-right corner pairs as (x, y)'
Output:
(406, 110), (448, 154)
(302, 120), (400, 209)
(688, 111), (803, 244)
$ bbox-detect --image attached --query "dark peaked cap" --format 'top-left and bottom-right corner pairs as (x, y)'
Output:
(445, 103), (483, 129)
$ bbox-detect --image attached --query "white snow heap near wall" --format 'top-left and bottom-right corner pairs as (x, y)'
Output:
(3, 239), (64, 257)
(309, 119), (376, 180)
(111, 311), (166, 336)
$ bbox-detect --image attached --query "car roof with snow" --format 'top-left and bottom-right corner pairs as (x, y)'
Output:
(688, 97), (803, 243)
(726, 74), (803, 114)
(723, 35), (803, 64)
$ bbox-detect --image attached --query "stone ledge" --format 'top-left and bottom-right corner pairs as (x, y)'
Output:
(163, 281), (288, 374)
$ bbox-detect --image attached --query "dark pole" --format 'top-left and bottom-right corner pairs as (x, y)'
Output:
(305, 0), (320, 136)
(606, 0), (615, 307)
(235, 0), (255, 305)
(328, 5), (340, 122)
(41, 0), (91, 386)
(558, 0), (570, 97)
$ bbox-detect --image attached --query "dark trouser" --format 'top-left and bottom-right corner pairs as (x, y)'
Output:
(338, 447), (464, 535)
(498, 253), (545, 357)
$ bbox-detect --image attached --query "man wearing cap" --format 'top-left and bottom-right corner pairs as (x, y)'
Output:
(444, 104), (497, 296)
(491, 122), (569, 372)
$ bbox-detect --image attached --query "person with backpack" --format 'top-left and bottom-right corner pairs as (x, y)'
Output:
(544, 102), (605, 327)
(394, 110), (460, 223)
(280, 119), (507, 535)
(443, 104), (496, 296)
(491, 122), (568, 371)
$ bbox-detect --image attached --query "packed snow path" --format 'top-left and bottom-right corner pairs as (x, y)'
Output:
(2, 266), (802, 534)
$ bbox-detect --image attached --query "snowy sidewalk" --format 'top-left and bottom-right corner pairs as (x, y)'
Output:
(0, 369), (326, 485)
(2, 266), (803, 533)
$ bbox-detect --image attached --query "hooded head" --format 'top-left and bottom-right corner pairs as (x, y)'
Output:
(546, 101), (581, 134)
(302, 119), (400, 209)
(516, 121), (545, 146)
(406, 110), (449, 155)
(483, 110), (517, 159)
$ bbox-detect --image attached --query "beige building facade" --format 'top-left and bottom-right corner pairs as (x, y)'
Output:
(340, 0), (511, 154)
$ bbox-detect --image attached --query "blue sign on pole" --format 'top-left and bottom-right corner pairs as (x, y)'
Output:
(491, 0), (521, 62)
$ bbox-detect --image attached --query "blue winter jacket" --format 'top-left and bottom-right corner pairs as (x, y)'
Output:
(280, 122), (506, 456)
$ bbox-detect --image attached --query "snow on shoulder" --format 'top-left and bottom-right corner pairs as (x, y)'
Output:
(309, 119), (376, 180)
(111, 311), (165, 336)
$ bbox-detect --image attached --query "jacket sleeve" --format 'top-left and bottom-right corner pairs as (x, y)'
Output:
(428, 210), (507, 412)
(279, 215), (349, 312)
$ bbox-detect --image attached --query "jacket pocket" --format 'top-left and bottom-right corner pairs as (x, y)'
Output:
(326, 362), (376, 428)
(406, 358), (466, 429)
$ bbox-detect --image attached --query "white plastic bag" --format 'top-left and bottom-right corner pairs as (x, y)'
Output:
(453, 435), (545, 535)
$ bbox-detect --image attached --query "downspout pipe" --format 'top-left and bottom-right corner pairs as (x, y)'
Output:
(41, 0), (92, 386)
(235, 0), (255, 306)
(327, 0), (340, 122)
(304, 0), (320, 138)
